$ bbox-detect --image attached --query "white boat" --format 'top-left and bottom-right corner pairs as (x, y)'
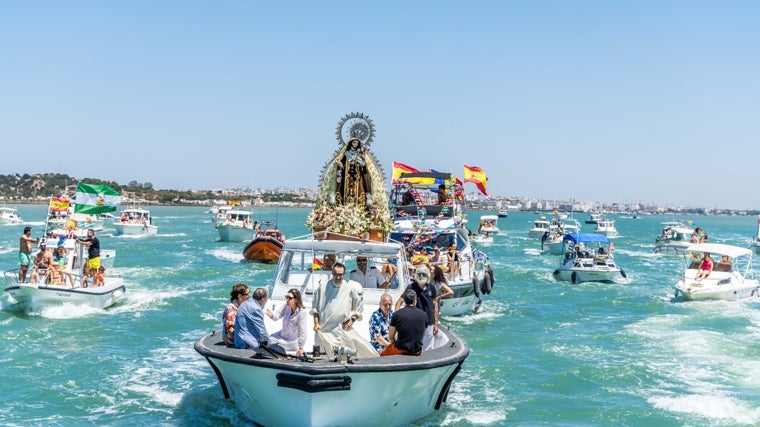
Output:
(528, 216), (551, 239)
(594, 218), (619, 238)
(541, 218), (582, 255)
(749, 215), (760, 255)
(497, 210), (508, 218)
(674, 243), (759, 301)
(195, 224), (469, 427)
(552, 233), (627, 284)
(653, 221), (695, 254)
(215, 209), (255, 242)
(112, 207), (158, 235)
(585, 212), (603, 224)
(391, 171), (495, 316)
(477, 214), (500, 234)
(0, 206), (23, 224)
(3, 237), (124, 311)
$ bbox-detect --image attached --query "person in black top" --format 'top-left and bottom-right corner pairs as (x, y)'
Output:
(77, 229), (101, 286)
(382, 289), (426, 356)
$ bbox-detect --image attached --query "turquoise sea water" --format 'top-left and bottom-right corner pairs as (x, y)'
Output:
(2, 205), (759, 426)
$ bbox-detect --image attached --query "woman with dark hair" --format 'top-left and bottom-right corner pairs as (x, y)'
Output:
(266, 288), (309, 356)
(430, 265), (454, 310)
(222, 283), (250, 346)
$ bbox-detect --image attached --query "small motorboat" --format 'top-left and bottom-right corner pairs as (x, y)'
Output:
(113, 207), (157, 236)
(0, 206), (23, 225)
(749, 215), (760, 255)
(594, 218), (619, 238)
(477, 214), (500, 234)
(242, 224), (285, 263)
(216, 209), (255, 242)
(654, 221), (697, 254)
(552, 233), (626, 284)
(674, 243), (759, 301)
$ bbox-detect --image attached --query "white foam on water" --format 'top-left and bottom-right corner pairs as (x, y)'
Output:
(207, 247), (243, 263)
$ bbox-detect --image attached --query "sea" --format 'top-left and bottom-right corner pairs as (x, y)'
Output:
(2, 205), (760, 427)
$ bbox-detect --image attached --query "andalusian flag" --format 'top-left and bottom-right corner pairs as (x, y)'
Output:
(49, 197), (71, 211)
(74, 183), (120, 214)
(463, 164), (488, 196)
(391, 161), (420, 183)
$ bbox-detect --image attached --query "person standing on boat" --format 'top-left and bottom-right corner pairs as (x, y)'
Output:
(395, 264), (448, 351)
(222, 283), (249, 346)
(18, 226), (39, 282)
(336, 137), (372, 206)
(77, 229), (100, 285)
(234, 287), (270, 349)
(311, 262), (378, 358)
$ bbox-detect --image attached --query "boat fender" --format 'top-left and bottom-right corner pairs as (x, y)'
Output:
(553, 270), (559, 276)
(571, 271), (578, 284)
(481, 273), (492, 295)
(487, 266), (495, 286)
(620, 269), (627, 278)
(472, 276), (481, 298)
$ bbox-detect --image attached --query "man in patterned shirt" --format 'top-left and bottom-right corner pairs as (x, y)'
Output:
(369, 294), (394, 352)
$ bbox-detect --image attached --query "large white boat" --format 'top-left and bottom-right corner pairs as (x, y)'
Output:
(0, 206), (23, 225)
(593, 218), (619, 238)
(653, 221), (695, 254)
(391, 171), (494, 316)
(113, 207), (158, 235)
(3, 237), (124, 311)
(215, 209), (255, 242)
(552, 233), (627, 284)
(674, 243), (759, 301)
(749, 215), (760, 255)
(195, 237), (468, 427)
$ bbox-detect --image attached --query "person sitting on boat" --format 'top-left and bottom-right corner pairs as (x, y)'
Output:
(381, 289), (426, 356)
(350, 256), (389, 289)
(29, 243), (54, 284)
(718, 254), (732, 267)
(51, 246), (75, 286)
(311, 262), (377, 358)
(266, 288), (309, 356)
(412, 247), (429, 265)
(222, 283), (250, 346)
(437, 184), (448, 204)
(691, 227), (703, 243)
(234, 287), (270, 350)
(695, 252), (714, 280)
(369, 294), (394, 353)
(401, 190), (414, 206)
(94, 266), (106, 287)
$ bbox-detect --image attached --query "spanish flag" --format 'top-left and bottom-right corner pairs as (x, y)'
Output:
(392, 161), (420, 183)
(313, 257), (324, 270)
(50, 197), (71, 211)
(463, 164), (488, 196)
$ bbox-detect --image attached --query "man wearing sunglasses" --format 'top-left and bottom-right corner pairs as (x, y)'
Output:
(350, 256), (389, 289)
(395, 264), (448, 351)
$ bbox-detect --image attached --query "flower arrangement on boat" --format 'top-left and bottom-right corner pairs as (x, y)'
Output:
(306, 200), (393, 237)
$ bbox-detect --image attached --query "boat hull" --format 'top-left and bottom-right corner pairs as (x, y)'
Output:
(217, 225), (253, 242)
(112, 223), (158, 235)
(675, 279), (760, 301)
(195, 327), (468, 427)
(4, 279), (126, 310)
(654, 240), (691, 254)
(242, 236), (283, 262)
(553, 269), (622, 283)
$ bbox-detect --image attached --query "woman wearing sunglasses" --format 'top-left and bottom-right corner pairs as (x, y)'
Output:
(266, 288), (309, 356)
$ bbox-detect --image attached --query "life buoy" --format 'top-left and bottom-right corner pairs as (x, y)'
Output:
(571, 271), (578, 284)
(620, 269), (627, 278)
(481, 273), (492, 294)
(472, 276), (481, 297)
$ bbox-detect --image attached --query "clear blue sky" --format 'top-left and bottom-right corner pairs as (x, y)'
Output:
(2, 1), (758, 210)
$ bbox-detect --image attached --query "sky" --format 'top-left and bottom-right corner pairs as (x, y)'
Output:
(2, 1), (759, 210)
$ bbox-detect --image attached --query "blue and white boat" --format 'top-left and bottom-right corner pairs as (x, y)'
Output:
(552, 233), (626, 284)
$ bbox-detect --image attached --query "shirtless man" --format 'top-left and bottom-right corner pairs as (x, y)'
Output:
(18, 226), (39, 282)
(29, 243), (54, 284)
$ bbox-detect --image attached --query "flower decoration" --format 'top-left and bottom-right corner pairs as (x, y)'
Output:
(306, 200), (393, 236)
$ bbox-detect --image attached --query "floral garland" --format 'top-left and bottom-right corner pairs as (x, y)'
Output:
(305, 201), (393, 236)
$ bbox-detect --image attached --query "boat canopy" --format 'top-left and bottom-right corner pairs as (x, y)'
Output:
(562, 233), (611, 244)
(396, 172), (456, 189)
(685, 243), (752, 258)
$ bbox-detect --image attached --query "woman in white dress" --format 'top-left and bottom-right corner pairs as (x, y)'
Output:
(266, 288), (309, 356)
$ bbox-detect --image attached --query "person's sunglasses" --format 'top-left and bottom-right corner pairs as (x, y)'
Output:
(285, 295), (294, 300)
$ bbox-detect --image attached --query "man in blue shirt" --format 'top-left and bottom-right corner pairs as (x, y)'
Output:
(234, 287), (270, 349)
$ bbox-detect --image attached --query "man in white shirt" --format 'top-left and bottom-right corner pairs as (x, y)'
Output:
(350, 256), (389, 288)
